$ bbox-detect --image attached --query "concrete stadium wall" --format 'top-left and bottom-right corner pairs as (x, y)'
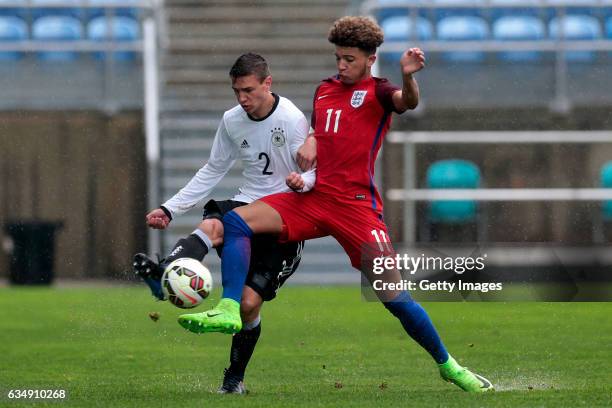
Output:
(0, 111), (147, 280)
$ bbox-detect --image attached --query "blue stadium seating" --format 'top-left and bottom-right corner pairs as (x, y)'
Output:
(0, 0), (25, 18)
(373, 0), (428, 24)
(0, 15), (27, 60)
(489, 0), (542, 19)
(383, 14), (434, 40)
(545, 0), (599, 19)
(549, 15), (602, 61)
(88, 16), (139, 61)
(432, 0), (487, 20)
(602, 162), (612, 221)
(32, 15), (83, 61)
(493, 15), (546, 61)
(437, 15), (489, 62)
(30, 0), (82, 19)
(381, 15), (433, 62)
(87, 0), (139, 20)
(488, 0), (541, 5)
(426, 160), (481, 224)
(606, 16), (612, 39)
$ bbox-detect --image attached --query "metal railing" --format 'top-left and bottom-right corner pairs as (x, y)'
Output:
(0, 1), (163, 108)
(386, 130), (612, 244)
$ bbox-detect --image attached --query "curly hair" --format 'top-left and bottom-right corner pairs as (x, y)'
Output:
(328, 16), (384, 55)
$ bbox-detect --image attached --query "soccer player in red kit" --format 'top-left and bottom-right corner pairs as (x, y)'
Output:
(179, 16), (494, 393)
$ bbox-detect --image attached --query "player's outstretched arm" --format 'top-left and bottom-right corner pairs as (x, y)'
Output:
(393, 48), (426, 112)
(162, 116), (238, 218)
(145, 208), (171, 230)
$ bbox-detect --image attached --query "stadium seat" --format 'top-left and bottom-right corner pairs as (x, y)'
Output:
(0, 0), (25, 18)
(426, 159), (481, 223)
(0, 16), (27, 60)
(545, 0), (598, 6)
(30, 0), (82, 19)
(489, 0), (542, 19)
(420, 159), (483, 242)
(493, 15), (546, 62)
(381, 15), (433, 62)
(373, 0), (428, 24)
(87, 16), (139, 61)
(87, 0), (140, 20)
(489, 0), (540, 4)
(606, 0), (612, 20)
(383, 15), (434, 41)
(601, 161), (612, 221)
(545, 0), (598, 19)
(549, 15), (602, 61)
(437, 16), (489, 62)
(431, 0), (486, 20)
(32, 15), (83, 61)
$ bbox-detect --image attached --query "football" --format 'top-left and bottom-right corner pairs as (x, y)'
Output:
(161, 258), (213, 309)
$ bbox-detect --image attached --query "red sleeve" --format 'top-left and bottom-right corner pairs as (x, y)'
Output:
(311, 83), (323, 129)
(375, 78), (402, 113)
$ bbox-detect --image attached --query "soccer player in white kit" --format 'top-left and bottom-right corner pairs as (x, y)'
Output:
(133, 53), (314, 394)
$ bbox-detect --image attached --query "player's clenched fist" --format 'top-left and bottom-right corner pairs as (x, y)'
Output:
(286, 172), (305, 191)
(400, 47), (426, 75)
(146, 208), (171, 229)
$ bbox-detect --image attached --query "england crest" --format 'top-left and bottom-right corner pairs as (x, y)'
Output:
(351, 90), (367, 108)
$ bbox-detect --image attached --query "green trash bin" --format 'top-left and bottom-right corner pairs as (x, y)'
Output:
(4, 221), (62, 285)
(426, 159), (481, 224)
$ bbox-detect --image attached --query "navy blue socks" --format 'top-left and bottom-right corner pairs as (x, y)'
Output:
(384, 291), (449, 364)
(220, 211), (254, 302)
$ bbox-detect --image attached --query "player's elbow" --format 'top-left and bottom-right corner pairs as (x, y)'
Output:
(396, 97), (418, 113)
(404, 97), (419, 110)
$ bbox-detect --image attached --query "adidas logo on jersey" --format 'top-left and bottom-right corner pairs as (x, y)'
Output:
(240, 139), (250, 148)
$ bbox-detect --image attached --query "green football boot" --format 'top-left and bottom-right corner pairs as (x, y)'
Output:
(178, 298), (242, 334)
(439, 355), (494, 393)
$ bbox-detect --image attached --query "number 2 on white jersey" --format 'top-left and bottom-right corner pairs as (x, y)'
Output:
(325, 109), (341, 133)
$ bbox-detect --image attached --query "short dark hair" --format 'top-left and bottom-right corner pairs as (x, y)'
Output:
(229, 53), (270, 81)
(328, 16), (384, 55)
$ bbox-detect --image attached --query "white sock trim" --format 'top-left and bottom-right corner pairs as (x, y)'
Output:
(192, 229), (212, 250)
(243, 315), (261, 331)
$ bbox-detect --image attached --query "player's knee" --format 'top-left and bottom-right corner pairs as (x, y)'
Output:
(233, 201), (282, 235)
(198, 219), (223, 247)
(223, 211), (254, 237)
(240, 293), (262, 321)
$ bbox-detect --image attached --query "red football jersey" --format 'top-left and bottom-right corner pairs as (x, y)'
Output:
(312, 75), (402, 214)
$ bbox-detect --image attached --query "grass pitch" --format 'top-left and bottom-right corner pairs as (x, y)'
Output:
(1, 285), (612, 407)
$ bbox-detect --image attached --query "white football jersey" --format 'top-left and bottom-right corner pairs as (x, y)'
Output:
(163, 94), (315, 217)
